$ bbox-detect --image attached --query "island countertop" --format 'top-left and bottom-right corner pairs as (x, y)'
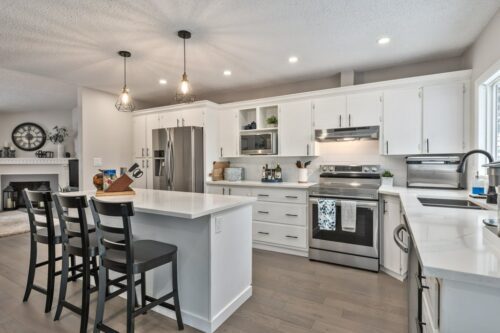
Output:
(66, 188), (256, 219)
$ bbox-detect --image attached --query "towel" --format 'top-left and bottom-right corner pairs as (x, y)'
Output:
(318, 199), (336, 231)
(341, 201), (357, 232)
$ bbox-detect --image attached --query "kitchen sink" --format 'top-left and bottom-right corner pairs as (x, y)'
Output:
(417, 197), (486, 210)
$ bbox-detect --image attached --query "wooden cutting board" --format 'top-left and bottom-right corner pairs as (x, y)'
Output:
(95, 189), (135, 197)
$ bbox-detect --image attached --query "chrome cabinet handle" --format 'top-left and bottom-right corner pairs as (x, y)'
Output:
(383, 200), (388, 214)
(415, 318), (426, 333)
(258, 231), (269, 235)
(426, 139), (429, 153)
(146, 160), (149, 168)
(285, 235), (298, 239)
(415, 274), (429, 292)
(339, 115), (342, 127)
(182, 118), (185, 126)
(258, 211), (269, 214)
(228, 188), (231, 195)
(222, 188), (225, 195)
(285, 196), (298, 199)
(257, 194), (269, 197)
(306, 144), (310, 156)
(146, 148), (149, 157)
(286, 214), (298, 217)
(177, 119), (179, 127)
(142, 160), (145, 168)
(141, 148), (144, 157)
(386, 141), (389, 154)
(220, 147), (223, 157)
(393, 223), (408, 253)
(348, 114), (351, 127)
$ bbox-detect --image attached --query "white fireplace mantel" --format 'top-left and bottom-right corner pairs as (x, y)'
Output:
(0, 158), (71, 165)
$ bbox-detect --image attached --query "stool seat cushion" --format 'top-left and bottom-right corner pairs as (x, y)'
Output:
(103, 240), (177, 274)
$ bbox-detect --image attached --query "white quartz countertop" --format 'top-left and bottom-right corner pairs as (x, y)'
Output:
(66, 188), (256, 219)
(380, 185), (500, 287)
(206, 180), (316, 189)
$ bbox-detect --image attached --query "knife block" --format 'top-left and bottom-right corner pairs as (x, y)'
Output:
(96, 174), (135, 197)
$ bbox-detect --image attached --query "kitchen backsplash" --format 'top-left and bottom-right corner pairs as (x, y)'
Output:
(225, 140), (407, 186)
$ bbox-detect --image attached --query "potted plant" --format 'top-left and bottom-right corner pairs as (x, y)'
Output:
(48, 126), (69, 158)
(266, 115), (278, 128)
(381, 170), (394, 186)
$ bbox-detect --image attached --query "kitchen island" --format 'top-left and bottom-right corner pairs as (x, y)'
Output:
(71, 188), (256, 333)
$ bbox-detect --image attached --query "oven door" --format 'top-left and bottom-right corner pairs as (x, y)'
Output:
(309, 196), (379, 258)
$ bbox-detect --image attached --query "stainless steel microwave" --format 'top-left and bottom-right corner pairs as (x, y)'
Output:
(240, 131), (278, 155)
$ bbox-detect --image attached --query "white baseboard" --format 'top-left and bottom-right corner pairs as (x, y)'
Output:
(380, 266), (407, 282)
(253, 241), (308, 257)
(210, 286), (252, 332)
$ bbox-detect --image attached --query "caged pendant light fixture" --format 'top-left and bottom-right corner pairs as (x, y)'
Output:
(115, 50), (136, 112)
(174, 30), (195, 103)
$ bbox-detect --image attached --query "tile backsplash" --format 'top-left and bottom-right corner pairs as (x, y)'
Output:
(225, 140), (407, 186)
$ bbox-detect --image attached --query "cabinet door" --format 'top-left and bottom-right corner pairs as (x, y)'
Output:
(422, 82), (464, 154)
(219, 109), (239, 157)
(313, 95), (346, 129)
(347, 91), (382, 127)
(182, 108), (204, 127)
(159, 110), (182, 128)
(133, 159), (147, 189)
(382, 195), (402, 275)
(227, 186), (252, 196)
(279, 100), (313, 156)
(132, 115), (146, 158)
(145, 113), (159, 158)
(383, 88), (422, 155)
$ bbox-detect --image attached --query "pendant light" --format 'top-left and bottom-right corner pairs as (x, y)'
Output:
(115, 50), (136, 112)
(174, 30), (195, 103)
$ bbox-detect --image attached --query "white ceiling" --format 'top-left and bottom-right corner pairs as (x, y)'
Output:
(0, 0), (499, 109)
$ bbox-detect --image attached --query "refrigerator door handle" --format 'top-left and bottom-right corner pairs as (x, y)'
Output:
(168, 131), (175, 190)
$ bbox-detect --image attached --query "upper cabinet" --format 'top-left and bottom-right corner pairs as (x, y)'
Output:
(382, 87), (422, 155)
(313, 91), (381, 129)
(279, 100), (315, 156)
(133, 115), (147, 158)
(422, 82), (465, 154)
(159, 108), (204, 128)
(219, 109), (239, 158)
(346, 91), (382, 127)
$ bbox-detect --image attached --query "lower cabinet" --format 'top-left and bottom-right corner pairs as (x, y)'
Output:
(134, 158), (153, 189)
(381, 194), (408, 279)
(206, 184), (309, 256)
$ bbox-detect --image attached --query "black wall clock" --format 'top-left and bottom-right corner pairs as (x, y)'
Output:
(11, 122), (47, 151)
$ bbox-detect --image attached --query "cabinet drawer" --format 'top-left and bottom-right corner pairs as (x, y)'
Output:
(252, 188), (307, 204)
(253, 221), (307, 249)
(253, 202), (307, 226)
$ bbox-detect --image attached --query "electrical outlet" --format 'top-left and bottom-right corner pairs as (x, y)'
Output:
(93, 157), (103, 167)
(215, 216), (223, 234)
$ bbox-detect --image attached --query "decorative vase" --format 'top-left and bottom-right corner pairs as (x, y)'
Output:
(57, 143), (65, 158)
(381, 177), (394, 187)
(298, 168), (308, 183)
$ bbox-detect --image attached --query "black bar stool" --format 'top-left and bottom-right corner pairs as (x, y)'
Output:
(52, 194), (101, 333)
(89, 197), (184, 333)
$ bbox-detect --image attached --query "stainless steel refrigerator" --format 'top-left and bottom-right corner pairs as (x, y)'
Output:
(152, 127), (204, 193)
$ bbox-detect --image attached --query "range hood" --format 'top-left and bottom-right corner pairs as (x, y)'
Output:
(315, 126), (379, 142)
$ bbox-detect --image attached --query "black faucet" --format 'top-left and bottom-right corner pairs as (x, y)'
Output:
(457, 149), (496, 203)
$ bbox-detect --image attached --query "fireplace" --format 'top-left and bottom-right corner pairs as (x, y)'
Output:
(2, 181), (51, 210)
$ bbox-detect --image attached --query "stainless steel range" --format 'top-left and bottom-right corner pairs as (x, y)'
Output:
(308, 164), (381, 271)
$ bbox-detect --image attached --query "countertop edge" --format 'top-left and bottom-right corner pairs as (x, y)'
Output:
(206, 180), (316, 189)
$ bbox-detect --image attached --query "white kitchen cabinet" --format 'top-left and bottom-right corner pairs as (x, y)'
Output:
(219, 109), (239, 158)
(145, 113), (159, 158)
(133, 115), (147, 158)
(313, 95), (346, 129)
(383, 87), (422, 155)
(279, 100), (314, 156)
(205, 184), (252, 196)
(181, 108), (204, 127)
(381, 195), (407, 279)
(422, 82), (464, 154)
(145, 158), (153, 189)
(133, 158), (148, 189)
(346, 91), (382, 127)
(159, 110), (183, 128)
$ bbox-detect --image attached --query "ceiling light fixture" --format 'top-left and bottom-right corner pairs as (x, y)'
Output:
(115, 50), (135, 112)
(223, 70), (232, 76)
(377, 36), (391, 45)
(159, 79), (167, 85)
(289, 56), (298, 63)
(174, 30), (195, 103)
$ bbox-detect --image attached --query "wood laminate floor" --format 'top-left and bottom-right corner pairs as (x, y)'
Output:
(0, 233), (407, 332)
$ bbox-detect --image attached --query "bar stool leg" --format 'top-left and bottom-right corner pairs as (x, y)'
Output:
(141, 273), (146, 314)
(80, 256), (91, 333)
(70, 254), (77, 280)
(94, 265), (107, 333)
(91, 256), (99, 289)
(23, 236), (37, 302)
(172, 254), (184, 330)
(126, 274), (136, 333)
(45, 244), (56, 313)
(54, 248), (69, 321)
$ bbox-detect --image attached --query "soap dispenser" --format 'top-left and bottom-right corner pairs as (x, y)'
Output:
(472, 171), (486, 195)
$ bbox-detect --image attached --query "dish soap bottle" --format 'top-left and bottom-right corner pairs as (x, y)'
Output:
(472, 171), (485, 195)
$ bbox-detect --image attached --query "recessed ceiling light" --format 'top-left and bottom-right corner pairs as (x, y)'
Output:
(289, 56), (298, 63)
(223, 70), (232, 76)
(377, 37), (391, 45)
(159, 79), (167, 85)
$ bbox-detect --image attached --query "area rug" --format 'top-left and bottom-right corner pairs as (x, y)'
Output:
(0, 210), (60, 238)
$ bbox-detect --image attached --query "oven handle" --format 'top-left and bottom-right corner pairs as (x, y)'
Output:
(309, 197), (378, 209)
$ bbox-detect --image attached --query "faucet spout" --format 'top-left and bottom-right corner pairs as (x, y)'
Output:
(456, 149), (493, 173)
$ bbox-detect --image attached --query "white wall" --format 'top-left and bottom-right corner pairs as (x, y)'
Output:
(0, 109), (75, 157)
(227, 141), (406, 186)
(79, 87), (133, 190)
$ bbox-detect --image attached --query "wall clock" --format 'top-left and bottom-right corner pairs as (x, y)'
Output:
(11, 122), (47, 151)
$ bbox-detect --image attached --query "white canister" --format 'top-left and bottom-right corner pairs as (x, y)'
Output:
(381, 177), (394, 187)
(298, 168), (308, 183)
(57, 143), (65, 158)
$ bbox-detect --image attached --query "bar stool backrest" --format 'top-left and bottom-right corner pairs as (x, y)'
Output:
(89, 197), (135, 273)
(52, 194), (90, 254)
(23, 189), (55, 244)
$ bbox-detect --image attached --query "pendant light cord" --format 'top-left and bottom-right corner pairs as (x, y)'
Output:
(123, 55), (127, 87)
(183, 38), (186, 75)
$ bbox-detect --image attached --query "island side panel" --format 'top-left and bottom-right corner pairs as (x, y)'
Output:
(101, 212), (212, 331)
(209, 204), (253, 332)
